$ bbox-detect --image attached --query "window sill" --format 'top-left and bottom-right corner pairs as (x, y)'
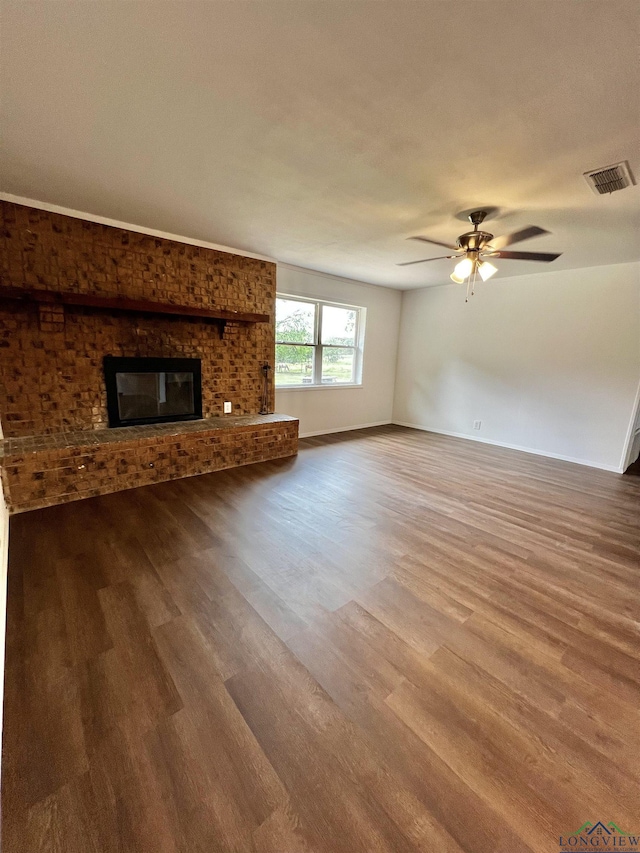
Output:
(275, 383), (364, 392)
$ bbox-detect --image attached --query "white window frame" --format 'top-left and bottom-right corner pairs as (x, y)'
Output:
(275, 294), (365, 390)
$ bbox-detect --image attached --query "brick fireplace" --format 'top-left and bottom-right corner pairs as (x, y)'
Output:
(0, 201), (298, 512)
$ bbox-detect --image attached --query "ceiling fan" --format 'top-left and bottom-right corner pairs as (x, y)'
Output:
(398, 210), (562, 300)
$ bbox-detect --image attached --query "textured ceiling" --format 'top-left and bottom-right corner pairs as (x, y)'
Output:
(1, 1), (639, 289)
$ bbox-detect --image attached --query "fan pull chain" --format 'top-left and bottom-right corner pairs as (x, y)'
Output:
(465, 264), (479, 302)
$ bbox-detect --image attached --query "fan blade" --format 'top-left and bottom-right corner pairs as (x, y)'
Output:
(488, 226), (549, 250)
(409, 235), (459, 251)
(397, 255), (457, 266)
(493, 250), (562, 262)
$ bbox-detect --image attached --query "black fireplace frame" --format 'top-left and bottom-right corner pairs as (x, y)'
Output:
(104, 356), (203, 428)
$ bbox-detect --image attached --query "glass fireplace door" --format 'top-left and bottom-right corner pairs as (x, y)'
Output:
(104, 357), (202, 427)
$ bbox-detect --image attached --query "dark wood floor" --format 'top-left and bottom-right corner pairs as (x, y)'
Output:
(3, 425), (640, 853)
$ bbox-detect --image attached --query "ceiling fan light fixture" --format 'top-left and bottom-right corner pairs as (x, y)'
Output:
(477, 260), (498, 281)
(453, 257), (473, 280)
(399, 210), (561, 301)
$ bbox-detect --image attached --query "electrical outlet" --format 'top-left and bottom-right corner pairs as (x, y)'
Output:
(223, 401), (232, 414)
(473, 420), (481, 430)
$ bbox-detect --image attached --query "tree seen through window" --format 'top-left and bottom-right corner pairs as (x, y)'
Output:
(275, 298), (362, 387)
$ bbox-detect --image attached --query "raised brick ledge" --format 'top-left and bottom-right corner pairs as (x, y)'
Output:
(0, 414), (299, 514)
(0, 413), (298, 457)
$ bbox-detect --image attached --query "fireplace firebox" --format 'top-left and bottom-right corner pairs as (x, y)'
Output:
(104, 356), (202, 427)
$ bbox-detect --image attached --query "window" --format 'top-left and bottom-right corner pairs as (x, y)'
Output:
(275, 296), (365, 388)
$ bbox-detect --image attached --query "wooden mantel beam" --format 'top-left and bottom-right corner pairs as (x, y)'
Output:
(0, 284), (270, 324)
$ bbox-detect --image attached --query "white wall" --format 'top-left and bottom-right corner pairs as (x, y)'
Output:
(275, 265), (402, 437)
(393, 262), (640, 472)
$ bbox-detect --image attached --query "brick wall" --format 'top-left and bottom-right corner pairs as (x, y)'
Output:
(0, 201), (276, 437)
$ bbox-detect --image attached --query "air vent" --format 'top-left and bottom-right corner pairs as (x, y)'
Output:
(583, 161), (634, 195)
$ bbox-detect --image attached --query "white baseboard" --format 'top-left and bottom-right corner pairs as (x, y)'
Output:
(392, 422), (624, 473)
(299, 420), (392, 439)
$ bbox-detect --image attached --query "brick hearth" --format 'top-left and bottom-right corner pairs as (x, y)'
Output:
(1, 414), (298, 513)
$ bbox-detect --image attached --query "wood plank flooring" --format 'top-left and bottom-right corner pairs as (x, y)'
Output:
(3, 425), (640, 852)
